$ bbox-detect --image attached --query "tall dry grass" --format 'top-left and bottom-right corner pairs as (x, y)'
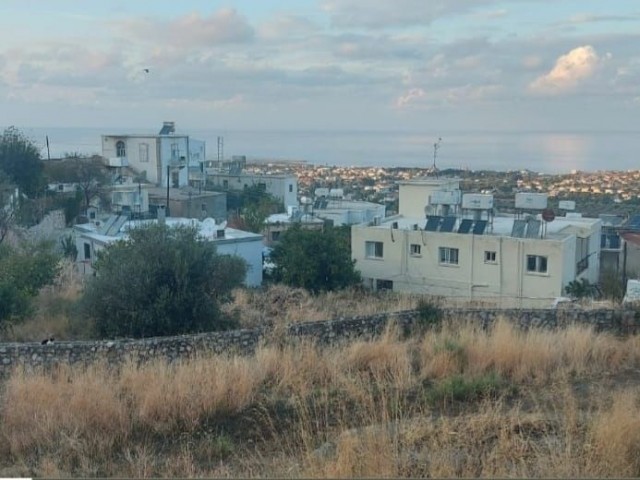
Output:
(2, 319), (640, 477)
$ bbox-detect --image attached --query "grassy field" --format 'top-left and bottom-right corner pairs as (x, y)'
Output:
(1, 319), (640, 477)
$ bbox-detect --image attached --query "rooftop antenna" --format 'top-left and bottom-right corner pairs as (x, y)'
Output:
(432, 137), (442, 178)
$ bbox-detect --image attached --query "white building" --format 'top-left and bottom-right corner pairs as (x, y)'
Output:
(74, 216), (263, 286)
(206, 171), (298, 209)
(101, 122), (206, 189)
(351, 178), (601, 307)
(312, 198), (386, 226)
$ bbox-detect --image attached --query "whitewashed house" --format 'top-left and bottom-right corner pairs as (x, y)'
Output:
(74, 216), (263, 286)
(101, 122), (206, 189)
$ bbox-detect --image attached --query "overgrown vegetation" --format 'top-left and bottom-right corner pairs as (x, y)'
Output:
(2, 320), (640, 477)
(0, 242), (60, 331)
(80, 224), (247, 338)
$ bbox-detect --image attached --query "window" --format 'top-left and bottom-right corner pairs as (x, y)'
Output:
(84, 243), (91, 260)
(139, 143), (149, 163)
(376, 279), (393, 291)
(289, 184), (293, 193)
(576, 237), (589, 274)
(222, 179), (229, 188)
(116, 140), (126, 157)
(439, 247), (459, 265)
(410, 244), (421, 256)
(526, 255), (548, 274)
(57, 184), (64, 191)
(484, 251), (497, 263)
(365, 241), (384, 258)
(271, 231), (281, 242)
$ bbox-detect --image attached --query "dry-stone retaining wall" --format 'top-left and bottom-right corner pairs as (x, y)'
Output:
(1, 308), (638, 376)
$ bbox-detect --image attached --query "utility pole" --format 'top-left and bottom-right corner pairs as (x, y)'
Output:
(432, 137), (442, 178)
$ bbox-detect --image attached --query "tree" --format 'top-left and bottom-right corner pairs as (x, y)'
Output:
(0, 127), (44, 197)
(270, 224), (361, 293)
(564, 278), (599, 299)
(81, 224), (247, 338)
(44, 155), (110, 209)
(0, 242), (61, 330)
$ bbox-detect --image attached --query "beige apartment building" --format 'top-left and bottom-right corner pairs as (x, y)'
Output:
(352, 178), (601, 307)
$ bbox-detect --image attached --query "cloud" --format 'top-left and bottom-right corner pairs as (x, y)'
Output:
(395, 88), (425, 108)
(320, 0), (494, 28)
(115, 8), (254, 48)
(529, 45), (603, 94)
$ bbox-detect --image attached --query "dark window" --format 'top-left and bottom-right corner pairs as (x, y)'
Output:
(271, 231), (281, 241)
(439, 247), (459, 265)
(365, 241), (384, 258)
(116, 140), (126, 157)
(526, 255), (548, 273)
(223, 179), (229, 188)
(484, 251), (497, 263)
(289, 184), (293, 193)
(410, 244), (421, 256)
(376, 279), (393, 291)
(84, 243), (91, 260)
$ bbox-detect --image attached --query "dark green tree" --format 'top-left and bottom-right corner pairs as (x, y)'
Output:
(0, 242), (61, 329)
(0, 127), (44, 197)
(81, 224), (247, 338)
(270, 224), (360, 293)
(44, 155), (110, 209)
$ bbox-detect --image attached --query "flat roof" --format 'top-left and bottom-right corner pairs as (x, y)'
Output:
(266, 213), (324, 224)
(147, 187), (224, 200)
(397, 177), (461, 186)
(315, 199), (384, 214)
(363, 213), (600, 241)
(75, 217), (262, 244)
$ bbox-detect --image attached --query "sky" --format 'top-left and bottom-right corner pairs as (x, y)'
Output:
(1, 0), (639, 132)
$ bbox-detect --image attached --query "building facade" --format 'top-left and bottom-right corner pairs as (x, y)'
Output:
(74, 217), (263, 286)
(352, 178), (601, 307)
(207, 171), (298, 209)
(101, 122), (205, 188)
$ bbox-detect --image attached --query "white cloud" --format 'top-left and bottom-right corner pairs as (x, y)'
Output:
(115, 8), (254, 48)
(395, 87), (425, 108)
(529, 45), (601, 94)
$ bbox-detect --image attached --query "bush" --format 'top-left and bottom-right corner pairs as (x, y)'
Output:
(414, 298), (443, 332)
(80, 224), (247, 338)
(0, 242), (61, 330)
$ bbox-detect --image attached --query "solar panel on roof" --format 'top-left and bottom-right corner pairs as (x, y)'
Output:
(425, 215), (442, 232)
(457, 219), (473, 234)
(473, 220), (487, 235)
(525, 219), (541, 239)
(510, 219), (527, 238)
(439, 216), (456, 233)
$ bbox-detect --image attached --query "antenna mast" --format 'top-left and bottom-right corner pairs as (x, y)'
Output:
(432, 137), (442, 178)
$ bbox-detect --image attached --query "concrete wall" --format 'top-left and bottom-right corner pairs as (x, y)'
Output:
(352, 226), (577, 306)
(398, 179), (460, 218)
(216, 237), (264, 287)
(102, 136), (161, 185)
(1, 308), (638, 376)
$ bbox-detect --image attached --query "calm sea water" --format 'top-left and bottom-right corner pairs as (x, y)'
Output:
(9, 127), (640, 174)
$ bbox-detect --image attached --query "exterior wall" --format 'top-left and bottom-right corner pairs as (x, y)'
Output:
(1, 308), (638, 376)
(161, 194), (226, 221)
(111, 185), (149, 214)
(102, 136), (160, 184)
(263, 221), (324, 247)
(208, 173), (298, 208)
(215, 238), (263, 286)
(398, 179), (460, 218)
(315, 203), (386, 226)
(352, 226), (574, 307)
(159, 136), (190, 187)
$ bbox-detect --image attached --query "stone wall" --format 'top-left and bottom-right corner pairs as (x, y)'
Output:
(1, 307), (638, 376)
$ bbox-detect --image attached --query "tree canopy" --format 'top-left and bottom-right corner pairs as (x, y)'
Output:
(0, 242), (61, 330)
(44, 155), (110, 209)
(0, 127), (44, 197)
(270, 224), (361, 293)
(81, 224), (247, 338)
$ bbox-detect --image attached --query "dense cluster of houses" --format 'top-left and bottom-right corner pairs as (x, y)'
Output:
(50, 122), (640, 308)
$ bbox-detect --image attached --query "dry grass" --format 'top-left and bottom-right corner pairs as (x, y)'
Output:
(2, 319), (640, 477)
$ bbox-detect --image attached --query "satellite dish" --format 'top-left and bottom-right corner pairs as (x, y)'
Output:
(542, 208), (556, 222)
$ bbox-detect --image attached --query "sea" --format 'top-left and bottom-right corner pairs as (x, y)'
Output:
(8, 127), (640, 174)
